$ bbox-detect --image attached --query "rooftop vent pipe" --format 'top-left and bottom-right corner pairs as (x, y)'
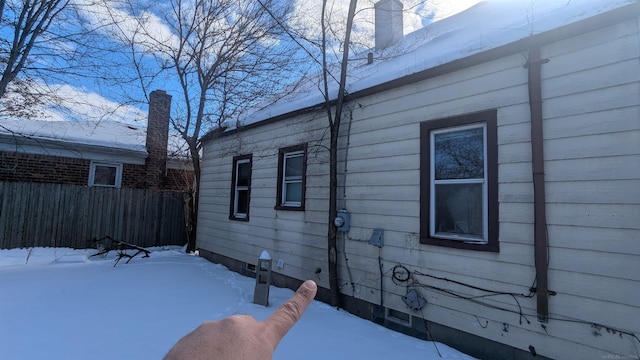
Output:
(375, 0), (404, 50)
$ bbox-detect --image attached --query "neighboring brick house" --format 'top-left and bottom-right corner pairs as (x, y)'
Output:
(0, 90), (193, 191)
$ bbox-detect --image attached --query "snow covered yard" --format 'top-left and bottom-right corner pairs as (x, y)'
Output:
(0, 247), (474, 359)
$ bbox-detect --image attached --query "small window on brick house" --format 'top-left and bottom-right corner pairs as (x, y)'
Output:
(89, 161), (123, 188)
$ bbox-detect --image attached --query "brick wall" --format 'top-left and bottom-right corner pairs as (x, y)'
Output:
(122, 163), (194, 190)
(166, 167), (194, 191)
(1, 151), (194, 190)
(122, 163), (148, 188)
(0, 152), (89, 185)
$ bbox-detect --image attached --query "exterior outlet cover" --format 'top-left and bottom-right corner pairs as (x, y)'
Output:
(403, 288), (427, 311)
(369, 228), (384, 247)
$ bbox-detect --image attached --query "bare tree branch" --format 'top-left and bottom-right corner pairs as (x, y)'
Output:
(115, 0), (301, 251)
(0, 0), (137, 120)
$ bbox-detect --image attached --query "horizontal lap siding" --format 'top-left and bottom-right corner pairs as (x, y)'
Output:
(197, 17), (640, 360)
(333, 51), (568, 356)
(536, 18), (640, 359)
(340, 18), (640, 359)
(198, 111), (334, 287)
(340, 48), (530, 300)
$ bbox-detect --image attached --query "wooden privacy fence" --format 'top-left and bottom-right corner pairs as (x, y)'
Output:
(0, 182), (187, 249)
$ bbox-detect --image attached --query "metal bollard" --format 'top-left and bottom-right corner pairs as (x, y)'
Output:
(253, 250), (272, 306)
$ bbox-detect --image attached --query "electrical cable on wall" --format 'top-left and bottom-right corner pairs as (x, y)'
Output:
(393, 265), (533, 324)
(342, 108), (353, 198)
(372, 247), (385, 321)
(389, 264), (640, 356)
(336, 105), (357, 297)
(392, 269), (440, 357)
(420, 307), (442, 358)
(341, 231), (356, 296)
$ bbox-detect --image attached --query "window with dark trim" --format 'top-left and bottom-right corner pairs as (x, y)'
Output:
(275, 144), (307, 210)
(420, 109), (498, 252)
(230, 154), (252, 221)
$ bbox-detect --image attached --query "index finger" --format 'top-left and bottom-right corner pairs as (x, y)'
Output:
(262, 280), (317, 345)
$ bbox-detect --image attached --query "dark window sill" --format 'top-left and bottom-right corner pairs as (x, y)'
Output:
(229, 215), (250, 221)
(274, 205), (305, 211)
(420, 237), (499, 252)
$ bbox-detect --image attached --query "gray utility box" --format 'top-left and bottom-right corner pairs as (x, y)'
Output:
(253, 258), (272, 306)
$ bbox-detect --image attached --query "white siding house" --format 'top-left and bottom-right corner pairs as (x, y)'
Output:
(196, 1), (640, 359)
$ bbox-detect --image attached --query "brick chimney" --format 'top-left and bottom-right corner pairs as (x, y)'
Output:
(145, 89), (171, 189)
(375, 0), (403, 50)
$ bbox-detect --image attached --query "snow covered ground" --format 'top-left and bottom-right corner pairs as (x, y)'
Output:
(0, 247), (475, 359)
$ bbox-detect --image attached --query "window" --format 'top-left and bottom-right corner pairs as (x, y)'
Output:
(276, 144), (307, 210)
(89, 162), (122, 188)
(230, 154), (252, 220)
(420, 110), (498, 251)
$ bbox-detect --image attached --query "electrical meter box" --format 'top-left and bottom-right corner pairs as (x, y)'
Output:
(334, 209), (351, 232)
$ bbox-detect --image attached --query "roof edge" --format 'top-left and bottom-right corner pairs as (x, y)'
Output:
(200, 1), (639, 143)
(0, 132), (148, 158)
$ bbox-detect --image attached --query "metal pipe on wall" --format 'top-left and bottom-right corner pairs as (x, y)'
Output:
(527, 45), (551, 322)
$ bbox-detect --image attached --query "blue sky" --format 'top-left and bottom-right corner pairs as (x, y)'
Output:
(2, 0), (481, 132)
(25, 0), (478, 121)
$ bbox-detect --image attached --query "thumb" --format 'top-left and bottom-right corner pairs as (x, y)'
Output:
(262, 280), (317, 346)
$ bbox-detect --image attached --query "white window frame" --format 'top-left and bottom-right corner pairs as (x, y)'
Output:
(88, 161), (122, 188)
(429, 123), (488, 244)
(280, 150), (304, 207)
(233, 158), (251, 219)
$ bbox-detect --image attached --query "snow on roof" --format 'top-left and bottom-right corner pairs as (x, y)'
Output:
(236, 0), (636, 129)
(0, 118), (188, 157)
(0, 119), (147, 152)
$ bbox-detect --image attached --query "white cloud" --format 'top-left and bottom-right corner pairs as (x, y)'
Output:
(290, 0), (482, 49)
(72, 0), (179, 54)
(36, 83), (148, 125)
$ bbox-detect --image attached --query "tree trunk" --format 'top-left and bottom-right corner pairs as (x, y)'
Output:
(326, 0), (358, 309)
(186, 144), (201, 253)
(327, 124), (340, 307)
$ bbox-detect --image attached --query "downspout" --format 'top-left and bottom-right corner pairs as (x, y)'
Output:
(526, 45), (551, 322)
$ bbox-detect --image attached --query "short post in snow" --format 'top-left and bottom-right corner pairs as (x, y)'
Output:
(253, 250), (272, 306)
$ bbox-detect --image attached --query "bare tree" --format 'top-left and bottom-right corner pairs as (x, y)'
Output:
(0, 0), (131, 120)
(260, 0), (438, 307)
(0, 0), (69, 118)
(116, 0), (300, 251)
(316, 0), (358, 308)
(0, 0), (68, 99)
